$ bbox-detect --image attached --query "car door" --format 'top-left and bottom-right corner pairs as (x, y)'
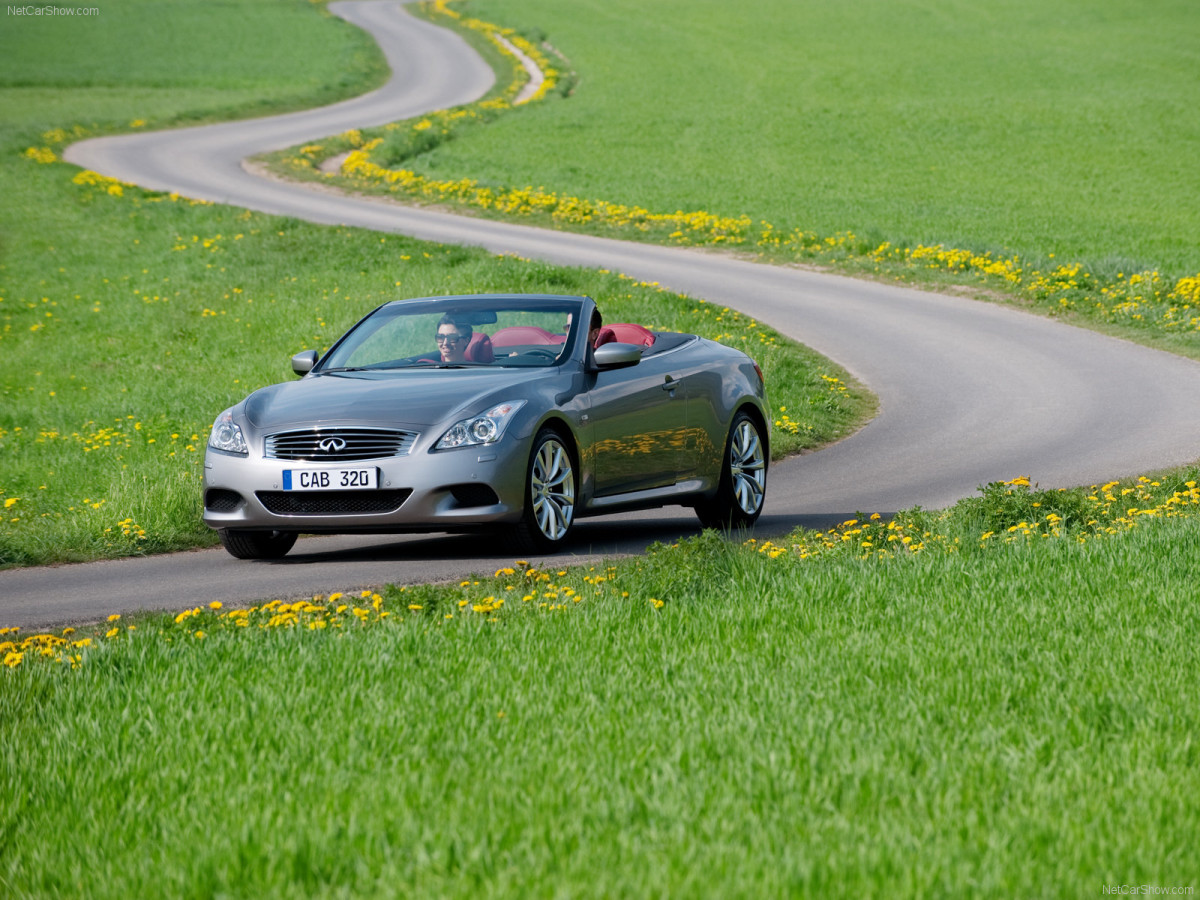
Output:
(586, 354), (688, 496)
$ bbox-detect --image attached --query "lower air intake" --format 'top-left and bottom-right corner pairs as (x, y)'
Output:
(256, 490), (412, 516)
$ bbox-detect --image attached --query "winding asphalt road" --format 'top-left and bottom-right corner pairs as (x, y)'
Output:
(5, 0), (1200, 629)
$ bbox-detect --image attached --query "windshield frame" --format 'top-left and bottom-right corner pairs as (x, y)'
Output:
(312, 294), (592, 374)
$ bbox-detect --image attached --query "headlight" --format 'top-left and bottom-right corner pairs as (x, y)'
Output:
(208, 410), (248, 456)
(436, 401), (526, 450)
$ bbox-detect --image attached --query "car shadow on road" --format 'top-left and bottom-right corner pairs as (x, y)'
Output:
(265, 510), (884, 566)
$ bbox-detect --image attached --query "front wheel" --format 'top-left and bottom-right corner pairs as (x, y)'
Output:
(695, 411), (767, 531)
(218, 529), (298, 560)
(508, 428), (577, 553)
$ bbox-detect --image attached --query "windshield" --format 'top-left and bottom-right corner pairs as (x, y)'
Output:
(318, 296), (585, 372)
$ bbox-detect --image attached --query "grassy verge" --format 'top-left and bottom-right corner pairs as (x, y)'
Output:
(5, 471), (1199, 895)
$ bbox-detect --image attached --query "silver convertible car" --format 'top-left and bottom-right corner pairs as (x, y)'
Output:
(203, 293), (768, 558)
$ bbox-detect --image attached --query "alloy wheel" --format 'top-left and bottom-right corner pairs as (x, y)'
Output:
(729, 419), (766, 516)
(530, 437), (575, 541)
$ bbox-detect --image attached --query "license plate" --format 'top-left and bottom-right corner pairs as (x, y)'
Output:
(282, 467), (378, 491)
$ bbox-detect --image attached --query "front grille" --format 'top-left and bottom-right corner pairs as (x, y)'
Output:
(205, 489), (243, 512)
(265, 427), (417, 462)
(256, 489), (412, 516)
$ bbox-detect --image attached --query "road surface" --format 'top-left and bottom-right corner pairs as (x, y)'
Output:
(4, 0), (1198, 630)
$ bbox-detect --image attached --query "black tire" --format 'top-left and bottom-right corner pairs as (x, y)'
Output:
(508, 428), (577, 554)
(218, 529), (298, 560)
(695, 411), (767, 530)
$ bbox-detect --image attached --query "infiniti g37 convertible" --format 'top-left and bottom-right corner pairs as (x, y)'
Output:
(204, 293), (768, 559)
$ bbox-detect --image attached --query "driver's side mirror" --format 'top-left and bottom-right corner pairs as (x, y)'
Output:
(592, 342), (642, 371)
(291, 349), (319, 376)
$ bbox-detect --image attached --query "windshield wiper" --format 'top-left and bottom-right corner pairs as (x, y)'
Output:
(322, 362), (422, 373)
(322, 361), (492, 373)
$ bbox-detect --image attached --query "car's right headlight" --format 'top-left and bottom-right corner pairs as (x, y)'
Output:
(435, 400), (526, 450)
(208, 409), (248, 456)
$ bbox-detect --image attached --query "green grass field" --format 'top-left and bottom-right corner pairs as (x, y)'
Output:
(414, 0), (1200, 278)
(0, 0), (388, 130)
(6, 480), (1200, 895)
(3, 0), (1200, 895)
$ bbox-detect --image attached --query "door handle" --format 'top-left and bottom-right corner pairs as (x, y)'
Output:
(662, 376), (678, 391)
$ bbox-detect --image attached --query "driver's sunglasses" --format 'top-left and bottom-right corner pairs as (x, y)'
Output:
(435, 333), (466, 344)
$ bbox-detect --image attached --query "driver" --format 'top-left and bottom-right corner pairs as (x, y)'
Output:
(589, 307), (618, 349)
(435, 315), (473, 363)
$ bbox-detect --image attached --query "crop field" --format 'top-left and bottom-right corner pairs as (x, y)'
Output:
(3, 0), (1199, 896)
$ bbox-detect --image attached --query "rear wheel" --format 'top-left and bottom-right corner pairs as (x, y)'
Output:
(218, 528), (298, 560)
(509, 428), (577, 553)
(695, 411), (767, 530)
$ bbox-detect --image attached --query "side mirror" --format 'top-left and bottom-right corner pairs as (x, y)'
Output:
(291, 350), (319, 376)
(592, 342), (643, 370)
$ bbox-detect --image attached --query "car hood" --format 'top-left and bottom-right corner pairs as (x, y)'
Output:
(241, 369), (551, 431)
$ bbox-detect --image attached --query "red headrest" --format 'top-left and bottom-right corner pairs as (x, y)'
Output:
(465, 332), (494, 363)
(605, 323), (655, 347)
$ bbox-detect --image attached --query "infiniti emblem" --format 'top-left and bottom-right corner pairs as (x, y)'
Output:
(317, 437), (347, 453)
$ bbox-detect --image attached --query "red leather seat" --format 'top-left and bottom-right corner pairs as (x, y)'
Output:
(491, 325), (565, 347)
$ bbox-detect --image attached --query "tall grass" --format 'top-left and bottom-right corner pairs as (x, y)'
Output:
(5, 485), (1199, 896)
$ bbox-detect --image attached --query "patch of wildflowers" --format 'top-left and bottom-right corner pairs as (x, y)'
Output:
(745, 472), (1200, 564)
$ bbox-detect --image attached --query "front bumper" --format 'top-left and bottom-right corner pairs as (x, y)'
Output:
(202, 443), (528, 533)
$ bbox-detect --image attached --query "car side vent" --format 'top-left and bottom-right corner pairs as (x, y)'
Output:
(205, 489), (243, 512)
(265, 428), (417, 462)
(448, 484), (501, 508)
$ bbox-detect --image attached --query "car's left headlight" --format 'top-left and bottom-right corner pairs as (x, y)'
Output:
(436, 401), (526, 450)
(208, 409), (249, 456)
